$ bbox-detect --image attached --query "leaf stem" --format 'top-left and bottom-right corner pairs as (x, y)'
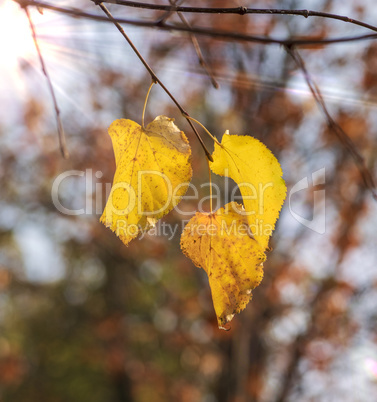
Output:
(142, 80), (155, 129)
(207, 159), (213, 214)
(185, 116), (221, 145)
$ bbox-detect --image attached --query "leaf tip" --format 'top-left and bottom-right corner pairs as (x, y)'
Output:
(218, 315), (234, 331)
(219, 323), (232, 331)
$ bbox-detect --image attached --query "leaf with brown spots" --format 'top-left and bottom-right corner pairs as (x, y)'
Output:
(180, 202), (266, 329)
(101, 116), (192, 245)
(210, 133), (286, 250)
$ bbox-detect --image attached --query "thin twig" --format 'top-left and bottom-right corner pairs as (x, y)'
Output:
(174, 6), (219, 89)
(94, 1), (377, 34)
(165, 0), (219, 88)
(286, 46), (377, 200)
(96, 2), (213, 161)
(14, 1), (377, 47)
(154, 0), (184, 25)
(24, 5), (69, 158)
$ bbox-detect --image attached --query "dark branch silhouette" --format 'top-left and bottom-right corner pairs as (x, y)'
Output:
(14, 1), (377, 47)
(95, 1), (377, 34)
(170, 0), (219, 89)
(23, 4), (69, 158)
(286, 46), (377, 200)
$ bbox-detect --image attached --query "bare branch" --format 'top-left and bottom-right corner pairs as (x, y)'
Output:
(286, 46), (377, 201)
(95, 1), (377, 34)
(24, 5), (69, 158)
(13, 1), (377, 47)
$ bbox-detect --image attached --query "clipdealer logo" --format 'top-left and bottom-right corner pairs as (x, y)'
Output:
(51, 167), (326, 234)
(288, 167), (326, 234)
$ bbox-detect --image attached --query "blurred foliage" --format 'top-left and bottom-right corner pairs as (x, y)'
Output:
(1, 1), (377, 401)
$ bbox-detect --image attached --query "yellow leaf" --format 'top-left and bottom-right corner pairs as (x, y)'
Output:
(180, 202), (266, 329)
(101, 116), (192, 245)
(210, 134), (286, 250)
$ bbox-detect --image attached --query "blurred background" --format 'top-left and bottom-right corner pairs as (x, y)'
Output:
(1, 0), (377, 401)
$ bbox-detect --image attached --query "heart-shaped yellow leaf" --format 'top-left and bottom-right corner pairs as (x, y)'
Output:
(101, 116), (192, 245)
(210, 134), (286, 250)
(180, 202), (266, 329)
